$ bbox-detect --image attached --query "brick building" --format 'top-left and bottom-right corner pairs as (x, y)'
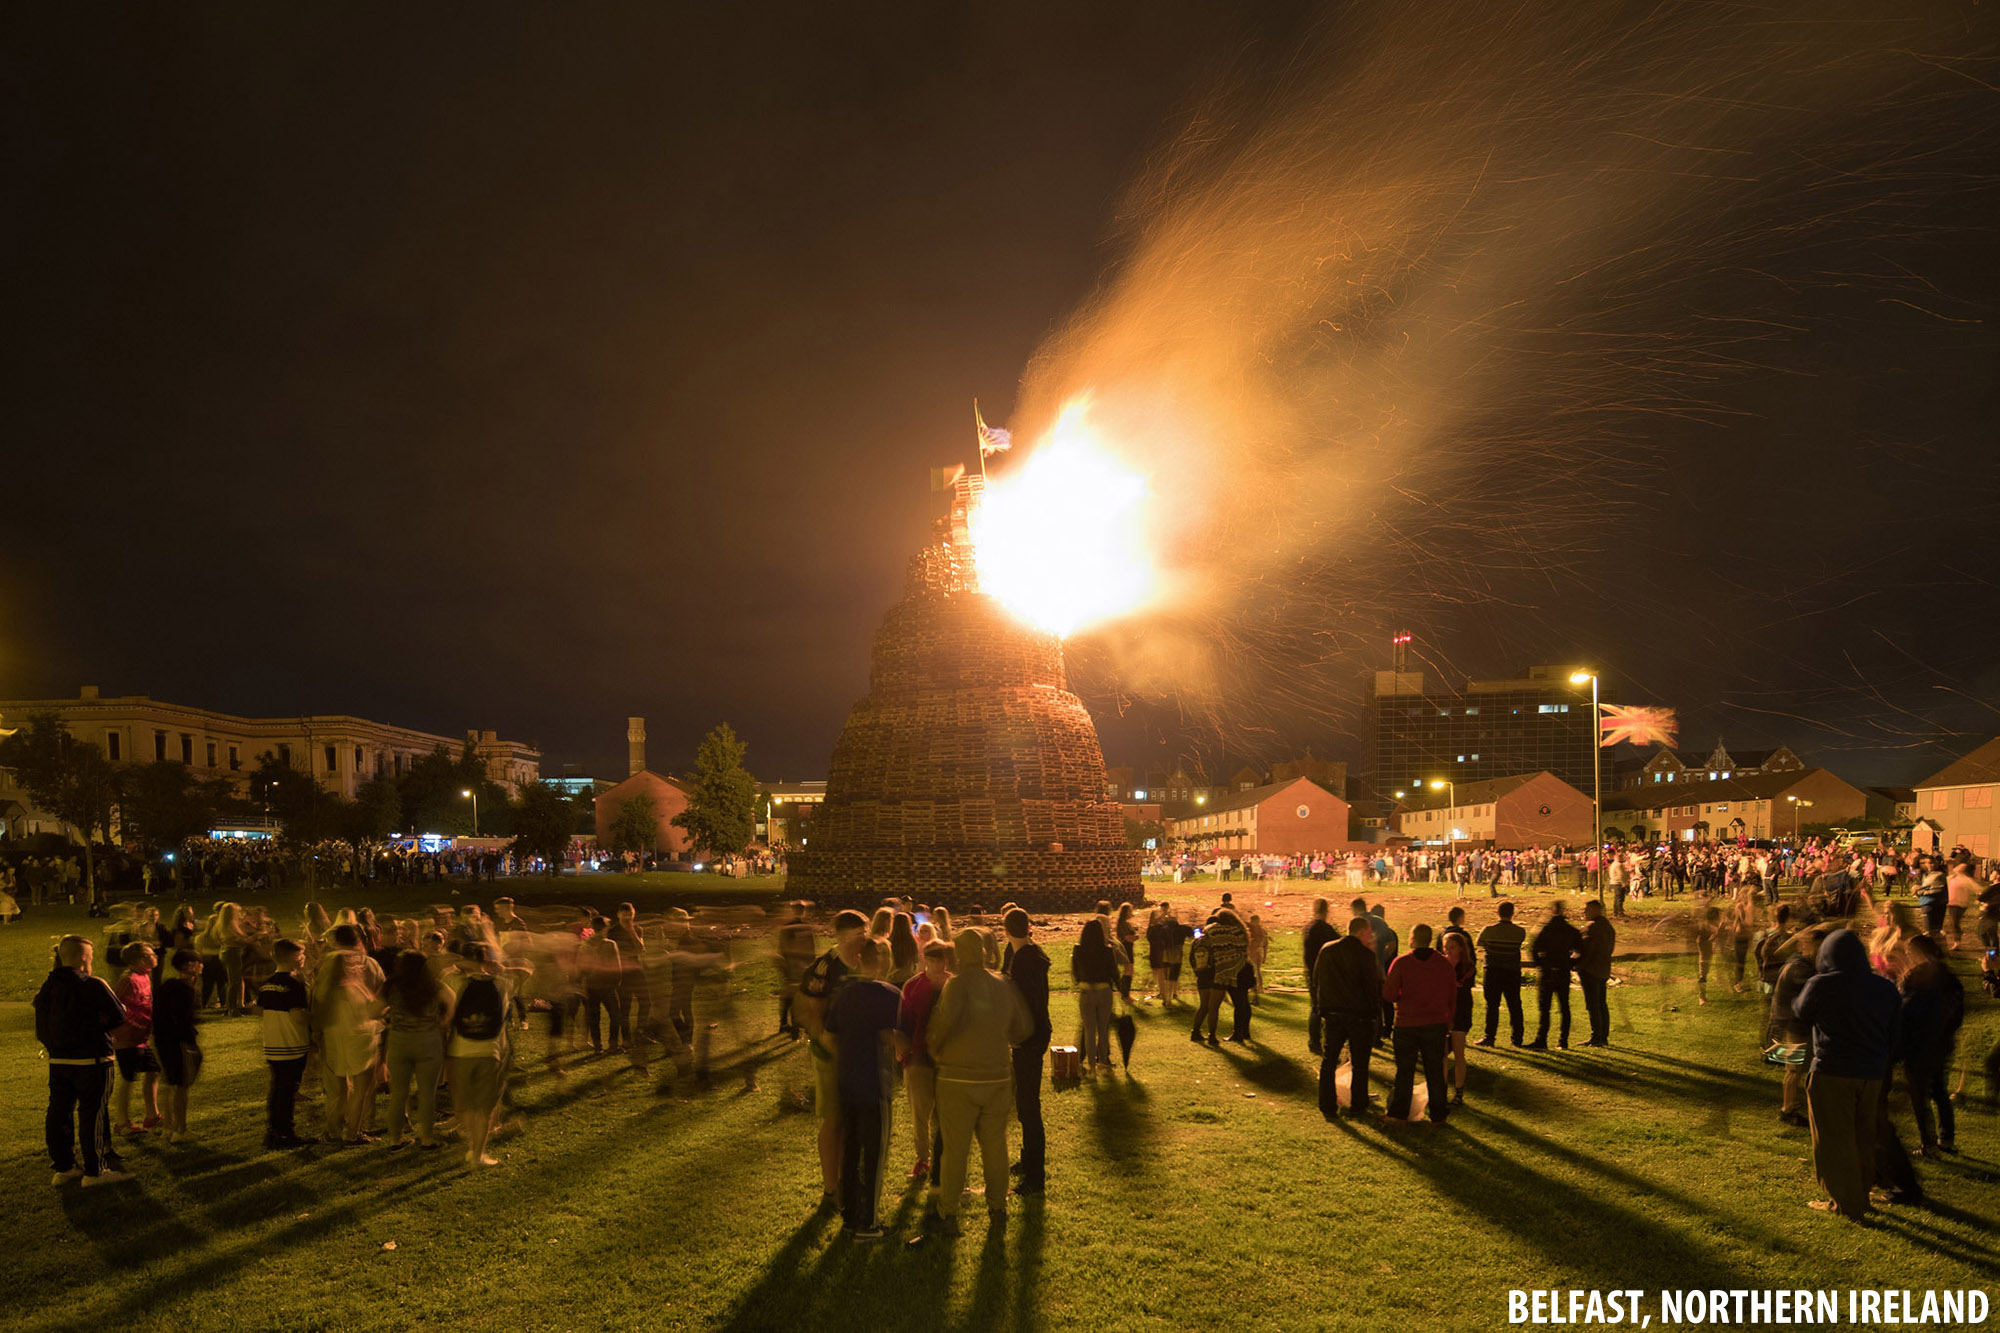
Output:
(1912, 738), (2000, 858)
(1164, 777), (1349, 856)
(1392, 771), (1594, 848)
(594, 770), (693, 857)
(1600, 767), (1866, 842)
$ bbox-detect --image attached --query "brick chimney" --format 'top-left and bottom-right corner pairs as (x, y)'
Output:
(627, 717), (646, 777)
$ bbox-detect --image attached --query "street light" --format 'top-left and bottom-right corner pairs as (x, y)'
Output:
(1787, 795), (1814, 841)
(1569, 670), (1603, 902)
(461, 788), (478, 837)
(1428, 778), (1457, 862)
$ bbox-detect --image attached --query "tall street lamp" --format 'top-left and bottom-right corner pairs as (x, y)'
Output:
(1570, 670), (1602, 902)
(1427, 778), (1457, 862)
(1787, 795), (1813, 841)
(461, 787), (479, 837)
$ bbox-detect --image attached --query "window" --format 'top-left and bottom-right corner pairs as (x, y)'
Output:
(1931, 791), (1950, 811)
(1456, 755), (1466, 763)
(1464, 707), (1480, 715)
(277, 744), (292, 766)
(206, 741), (217, 768)
(1537, 704), (1569, 714)
(1968, 833), (1990, 856)
(1965, 788), (1993, 810)
(394, 754), (404, 776)
(179, 734), (193, 765)
(228, 745), (240, 771)
(106, 733), (121, 761)
(1720, 771), (1731, 779)
(1438, 709), (1450, 718)
(1470, 753), (1480, 761)
(1652, 774), (1661, 783)
(324, 745), (338, 774)
(355, 746), (365, 772)
(154, 730), (167, 762)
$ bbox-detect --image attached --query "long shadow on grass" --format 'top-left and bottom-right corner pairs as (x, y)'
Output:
(1385, 1118), (1763, 1291)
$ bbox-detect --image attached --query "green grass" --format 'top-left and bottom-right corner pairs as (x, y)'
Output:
(2, 880), (1995, 1332)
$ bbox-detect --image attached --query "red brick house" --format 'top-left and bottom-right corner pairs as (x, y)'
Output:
(1164, 777), (1350, 856)
(594, 770), (693, 856)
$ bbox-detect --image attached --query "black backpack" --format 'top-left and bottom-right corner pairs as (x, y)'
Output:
(454, 976), (504, 1042)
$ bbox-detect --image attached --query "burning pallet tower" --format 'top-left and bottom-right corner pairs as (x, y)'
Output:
(785, 462), (1143, 912)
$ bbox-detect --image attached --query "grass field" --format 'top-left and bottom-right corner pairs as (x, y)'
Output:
(3, 875), (1996, 1332)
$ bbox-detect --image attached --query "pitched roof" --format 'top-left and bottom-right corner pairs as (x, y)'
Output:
(1916, 738), (2000, 790)
(1195, 777), (1342, 817)
(1410, 772), (1553, 808)
(1601, 768), (1849, 813)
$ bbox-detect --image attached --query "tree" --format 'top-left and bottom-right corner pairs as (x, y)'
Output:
(349, 774), (404, 845)
(1124, 817), (1164, 850)
(119, 762), (230, 888)
(605, 791), (660, 856)
(511, 782), (579, 875)
(0, 712), (119, 907)
(672, 724), (758, 857)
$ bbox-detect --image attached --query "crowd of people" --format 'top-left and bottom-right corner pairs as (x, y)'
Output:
(29, 837), (1998, 1238)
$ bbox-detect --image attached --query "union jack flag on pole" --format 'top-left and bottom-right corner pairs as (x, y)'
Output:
(1597, 703), (1677, 749)
(974, 400), (1011, 458)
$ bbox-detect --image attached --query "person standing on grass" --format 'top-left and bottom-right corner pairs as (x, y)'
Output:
(1440, 907), (1473, 965)
(1002, 908), (1051, 1195)
(1794, 928), (1900, 1219)
(1524, 902), (1581, 1051)
(824, 937), (903, 1240)
(152, 949), (204, 1144)
(926, 928), (1031, 1238)
(898, 940), (953, 1186)
(1897, 933), (1962, 1157)
(257, 939), (313, 1150)
(607, 902), (650, 1047)
(578, 916), (625, 1055)
(381, 949), (454, 1150)
(1367, 904), (1399, 1048)
(1577, 901), (1615, 1048)
(446, 943), (520, 1169)
(1442, 929), (1475, 1105)
(1312, 916), (1381, 1120)
(314, 924), (385, 1143)
(37, 935), (129, 1186)
(110, 943), (162, 1136)
(1072, 917), (1121, 1074)
(797, 910), (868, 1211)
(1202, 906), (1252, 1043)
(1772, 929), (1824, 1127)
(1303, 899), (1339, 1056)
(1382, 924), (1456, 1124)
(775, 902), (817, 1038)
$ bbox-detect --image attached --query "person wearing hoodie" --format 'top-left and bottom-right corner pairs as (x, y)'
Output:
(1368, 904), (1400, 1045)
(1793, 928), (1901, 1219)
(1312, 916), (1383, 1120)
(926, 928), (1030, 1237)
(1524, 903), (1582, 1051)
(1771, 929), (1825, 1127)
(1897, 932), (1963, 1157)
(1576, 901), (1616, 1048)
(1002, 909), (1051, 1196)
(1382, 924), (1458, 1124)
(1302, 899), (1339, 1057)
(35, 935), (129, 1185)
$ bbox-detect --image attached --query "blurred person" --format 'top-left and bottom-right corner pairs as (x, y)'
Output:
(446, 943), (521, 1168)
(1898, 933), (1962, 1156)
(1205, 907), (1252, 1043)
(1442, 929), (1476, 1104)
(1071, 918), (1121, 1074)
(1114, 904), (1140, 1003)
(607, 903), (650, 1047)
(898, 940), (953, 1185)
(314, 924), (385, 1143)
(578, 916), (625, 1054)
(775, 903), (816, 1037)
(1771, 929), (1825, 1126)
(798, 910), (868, 1209)
(110, 943), (162, 1135)
(153, 949), (204, 1144)
(926, 928), (1031, 1238)
(382, 950), (454, 1150)
(824, 938), (902, 1239)
(1368, 903), (1400, 1045)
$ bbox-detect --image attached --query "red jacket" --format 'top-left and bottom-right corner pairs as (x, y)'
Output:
(1383, 948), (1458, 1027)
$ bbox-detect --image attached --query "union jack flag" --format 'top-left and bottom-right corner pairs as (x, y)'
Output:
(1598, 704), (1677, 749)
(974, 400), (1011, 457)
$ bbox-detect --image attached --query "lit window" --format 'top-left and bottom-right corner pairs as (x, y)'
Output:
(1464, 707), (1480, 715)
(1537, 704), (1570, 714)
(1471, 753), (1480, 761)
(1456, 755), (1466, 763)
(1720, 771), (1731, 779)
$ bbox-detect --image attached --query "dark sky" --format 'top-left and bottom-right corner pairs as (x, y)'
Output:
(2, 4), (1994, 790)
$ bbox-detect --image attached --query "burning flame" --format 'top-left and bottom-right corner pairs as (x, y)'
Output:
(970, 397), (1157, 638)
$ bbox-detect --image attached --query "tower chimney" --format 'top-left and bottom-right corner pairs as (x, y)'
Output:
(627, 717), (646, 777)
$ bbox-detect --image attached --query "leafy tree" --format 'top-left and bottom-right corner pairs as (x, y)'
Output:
(0, 712), (119, 907)
(672, 724), (758, 857)
(1124, 817), (1164, 849)
(511, 782), (579, 875)
(606, 790), (660, 856)
(119, 762), (222, 851)
(349, 775), (404, 844)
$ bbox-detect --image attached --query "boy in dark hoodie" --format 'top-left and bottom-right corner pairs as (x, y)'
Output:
(1793, 928), (1900, 1219)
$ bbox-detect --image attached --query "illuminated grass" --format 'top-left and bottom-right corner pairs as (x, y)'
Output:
(2, 889), (1994, 1331)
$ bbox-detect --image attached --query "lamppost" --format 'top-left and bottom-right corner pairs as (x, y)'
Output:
(461, 788), (479, 838)
(1787, 795), (1813, 841)
(1570, 671), (1602, 902)
(1427, 778), (1457, 862)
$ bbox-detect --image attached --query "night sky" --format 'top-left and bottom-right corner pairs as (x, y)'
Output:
(3, 4), (1994, 790)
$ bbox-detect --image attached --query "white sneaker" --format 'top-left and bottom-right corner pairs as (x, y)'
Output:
(82, 1169), (133, 1186)
(50, 1168), (83, 1186)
